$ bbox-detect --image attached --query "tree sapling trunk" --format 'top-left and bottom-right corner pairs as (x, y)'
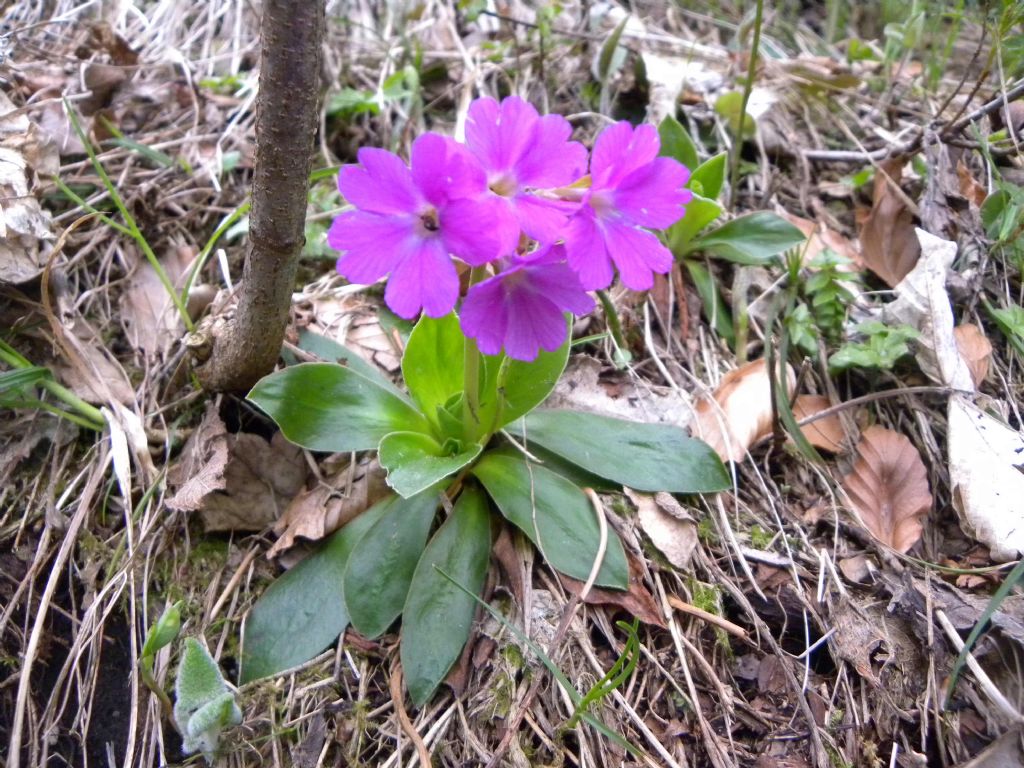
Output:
(193, 0), (325, 392)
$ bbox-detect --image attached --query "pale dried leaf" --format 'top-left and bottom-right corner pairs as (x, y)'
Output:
(953, 324), (992, 388)
(167, 404), (230, 511)
(776, 208), (860, 266)
(791, 395), (845, 453)
(559, 552), (665, 627)
(51, 321), (136, 406)
(842, 426), (932, 553)
(691, 358), (796, 462)
(884, 229), (974, 392)
(121, 245), (194, 356)
(267, 457), (389, 557)
(545, 356), (694, 426)
(625, 487), (698, 571)
(948, 395), (1024, 561)
(858, 157), (920, 287)
(167, 405), (307, 531)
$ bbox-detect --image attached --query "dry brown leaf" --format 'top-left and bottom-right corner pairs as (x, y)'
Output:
(842, 426), (932, 553)
(858, 157), (921, 287)
(791, 395), (845, 453)
(167, 404), (307, 531)
(267, 457), (389, 558)
(625, 487), (698, 570)
(691, 358), (796, 463)
(956, 160), (988, 208)
(121, 244), (194, 357)
(776, 208), (860, 266)
(559, 552), (665, 627)
(953, 323), (992, 388)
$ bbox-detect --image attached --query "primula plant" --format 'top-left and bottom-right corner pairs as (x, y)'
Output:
(240, 96), (729, 707)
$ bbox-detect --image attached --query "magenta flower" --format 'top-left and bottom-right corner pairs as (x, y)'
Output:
(460, 244), (594, 362)
(465, 96), (588, 244)
(328, 132), (519, 319)
(564, 121), (692, 292)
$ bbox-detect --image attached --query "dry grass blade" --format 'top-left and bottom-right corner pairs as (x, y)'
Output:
(842, 426), (932, 553)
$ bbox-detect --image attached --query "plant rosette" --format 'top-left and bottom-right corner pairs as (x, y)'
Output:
(241, 96), (730, 706)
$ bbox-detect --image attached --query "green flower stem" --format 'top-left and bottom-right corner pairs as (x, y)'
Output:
(597, 290), (628, 353)
(728, 0), (764, 210)
(462, 267), (487, 442)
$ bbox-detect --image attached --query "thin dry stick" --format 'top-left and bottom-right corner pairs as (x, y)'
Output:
(389, 660), (433, 768)
(666, 594), (749, 639)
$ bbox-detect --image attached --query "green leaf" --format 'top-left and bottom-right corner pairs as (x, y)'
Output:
(295, 328), (406, 398)
(688, 212), (806, 265)
(174, 638), (241, 759)
(476, 327), (570, 434)
(668, 195), (723, 254)
(142, 601), (182, 659)
(378, 431), (482, 498)
(402, 313), (465, 428)
(473, 453), (628, 588)
(507, 410), (729, 493)
(240, 496), (396, 683)
(658, 115), (699, 171)
(401, 485), (492, 705)
(594, 13), (630, 84)
(684, 259), (735, 346)
(829, 321), (920, 372)
(248, 363), (430, 452)
(714, 91), (755, 139)
(343, 489), (439, 638)
(688, 152), (727, 201)
(0, 365), (51, 396)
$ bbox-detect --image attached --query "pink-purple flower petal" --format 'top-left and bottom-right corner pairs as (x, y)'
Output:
(564, 210), (615, 291)
(590, 121), (660, 188)
(385, 238), (459, 319)
(338, 148), (420, 215)
(613, 157), (693, 228)
(330, 211), (410, 283)
(599, 218), (673, 291)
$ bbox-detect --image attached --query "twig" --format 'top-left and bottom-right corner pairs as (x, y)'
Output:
(389, 660), (433, 768)
(666, 594), (749, 640)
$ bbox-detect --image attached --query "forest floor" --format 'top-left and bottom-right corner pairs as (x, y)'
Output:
(2, 1), (1024, 767)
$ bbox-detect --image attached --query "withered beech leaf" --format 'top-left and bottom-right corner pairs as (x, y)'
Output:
(559, 552), (665, 628)
(791, 395), (845, 453)
(691, 358), (796, 463)
(858, 157), (920, 287)
(953, 323), (992, 389)
(842, 426), (932, 553)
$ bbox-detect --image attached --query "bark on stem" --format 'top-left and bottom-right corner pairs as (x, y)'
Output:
(195, 0), (324, 392)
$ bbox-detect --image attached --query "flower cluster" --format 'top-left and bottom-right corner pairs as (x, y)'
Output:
(328, 96), (692, 361)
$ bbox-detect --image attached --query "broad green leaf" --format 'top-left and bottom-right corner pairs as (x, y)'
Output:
(668, 195), (723, 254)
(402, 313), (465, 427)
(688, 152), (727, 201)
(174, 638), (241, 759)
(401, 485), (492, 705)
(378, 431), (482, 498)
(473, 453), (628, 589)
(343, 489), (439, 638)
(240, 496), (395, 683)
(476, 327), (570, 435)
(714, 91), (755, 139)
(689, 212), (806, 265)
(248, 363), (430, 452)
(684, 259), (735, 346)
(507, 410), (729, 493)
(658, 115), (699, 171)
(295, 328), (406, 399)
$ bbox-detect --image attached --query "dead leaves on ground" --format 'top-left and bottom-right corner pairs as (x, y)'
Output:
(691, 358), (796, 462)
(842, 425), (932, 553)
(859, 157), (921, 287)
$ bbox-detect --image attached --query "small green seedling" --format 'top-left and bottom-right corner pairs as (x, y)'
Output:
(829, 321), (920, 373)
(174, 638), (242, 762)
